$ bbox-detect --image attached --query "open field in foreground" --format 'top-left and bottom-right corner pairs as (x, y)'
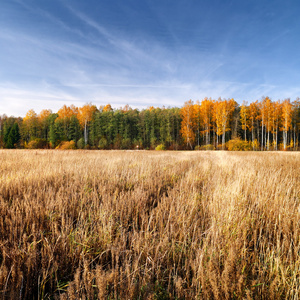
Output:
(0, 150), (300, 299)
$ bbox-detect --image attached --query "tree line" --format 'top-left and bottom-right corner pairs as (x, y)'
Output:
(1, 97), (300, 150)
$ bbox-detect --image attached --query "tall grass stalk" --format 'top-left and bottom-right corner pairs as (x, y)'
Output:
(0, 150), (299, 299)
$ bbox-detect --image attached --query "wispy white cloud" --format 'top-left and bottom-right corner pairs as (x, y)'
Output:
(0, 83), (82, 117)
(13, 0), (87, 39)
(1, 1), (300, 117)
(1, 76), (300, 118)
(64, 4), (178, 73)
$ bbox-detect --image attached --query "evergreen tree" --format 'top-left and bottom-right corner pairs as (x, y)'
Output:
(5, 122), (20, 148)
(48, 114), (59, 147)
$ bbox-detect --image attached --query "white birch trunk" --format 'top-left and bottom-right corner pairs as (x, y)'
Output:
(261, 119), (264, 151)
(84, 119), (88, 145)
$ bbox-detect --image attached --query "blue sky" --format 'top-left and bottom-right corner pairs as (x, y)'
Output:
(1, 0), (300, 117)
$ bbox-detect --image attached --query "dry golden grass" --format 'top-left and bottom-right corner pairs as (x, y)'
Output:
(0, 150), (300, 299)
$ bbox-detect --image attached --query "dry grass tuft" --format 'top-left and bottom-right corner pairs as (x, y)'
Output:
(0, 150), (300, 299)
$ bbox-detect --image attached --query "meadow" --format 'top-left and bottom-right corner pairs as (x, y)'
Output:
(0, 150), (300, 299)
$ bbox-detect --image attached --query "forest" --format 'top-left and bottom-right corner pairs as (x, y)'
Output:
(1, 96), (300, 151)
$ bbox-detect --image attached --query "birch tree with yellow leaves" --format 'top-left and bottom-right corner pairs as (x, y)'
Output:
(240, 101), (248, 141)
(180, 100), (196, 149)
(22, 109), (38, 142)
(214, 98), (236, 149)
(200, 98), (214, 146)
(281, 99), (292, 150)
(272, 100), (282, 150)
(249, 101), (259, 149)
(77, 103), (98, 145)
(38, 109), (52, 140)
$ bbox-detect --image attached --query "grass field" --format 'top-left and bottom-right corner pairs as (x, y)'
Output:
(0, 150), (300, 299)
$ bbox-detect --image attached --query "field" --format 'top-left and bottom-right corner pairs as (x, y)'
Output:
(0, 150), (300, 299)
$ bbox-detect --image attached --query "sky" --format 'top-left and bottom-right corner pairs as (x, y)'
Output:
(1, 0), (300, 117)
